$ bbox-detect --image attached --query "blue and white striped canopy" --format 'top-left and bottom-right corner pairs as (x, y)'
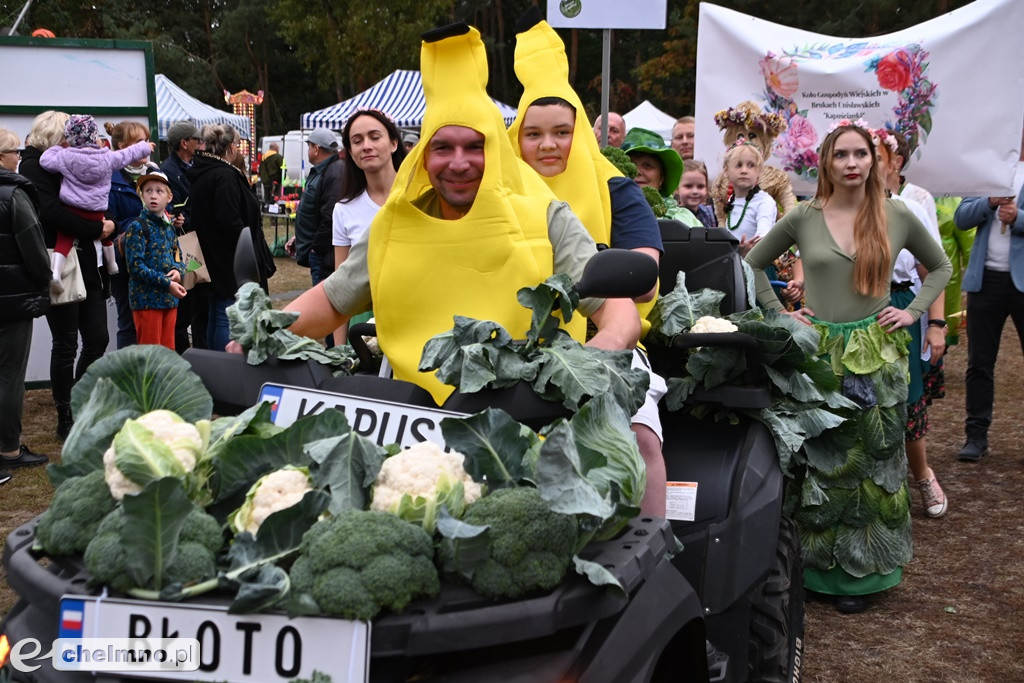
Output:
(301, 69), (518, 130)
(155, 74), (251, 141)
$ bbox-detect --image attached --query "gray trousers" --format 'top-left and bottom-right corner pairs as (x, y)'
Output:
(0, 319), (32, 452)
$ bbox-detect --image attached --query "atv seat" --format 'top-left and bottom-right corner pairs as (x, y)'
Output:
(658, 222), (747, 314)
(651, 221), (769, 409)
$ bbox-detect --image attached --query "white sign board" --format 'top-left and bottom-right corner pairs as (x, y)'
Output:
(546, 0), (667, 30)
(0, 38), (154, 152)
(694, 0), (1024, 196)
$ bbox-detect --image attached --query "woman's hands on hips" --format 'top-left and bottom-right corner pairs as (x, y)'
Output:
(876, 306), (915, 333)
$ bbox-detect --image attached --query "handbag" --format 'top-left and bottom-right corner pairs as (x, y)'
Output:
(177, 230), (211, 290)
(47, 245), (86, 305)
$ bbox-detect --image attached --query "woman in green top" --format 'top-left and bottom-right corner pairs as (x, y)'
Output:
(745, 121), (951, 614)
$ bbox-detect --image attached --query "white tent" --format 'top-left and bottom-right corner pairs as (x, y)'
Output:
(301, 69), (518, 129)
(623, 100), (678, 142)
(155, 74), (251, 141)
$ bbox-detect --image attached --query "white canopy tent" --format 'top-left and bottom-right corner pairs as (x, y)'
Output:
(301, 69), (518, 130)
(155, 74), (251, 141)
(623, 100), (678, 142)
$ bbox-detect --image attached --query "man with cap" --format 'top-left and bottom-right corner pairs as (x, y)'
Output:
(160, 120), (205, 351)
(269, 23), (640, 405)
(401, 132), (419, 153)
(287, 128), (344, 288)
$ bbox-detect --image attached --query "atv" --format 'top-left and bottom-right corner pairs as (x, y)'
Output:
(2, 228), (802, 683)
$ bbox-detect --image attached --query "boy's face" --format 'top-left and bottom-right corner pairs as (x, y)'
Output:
(140, 181), (173, 213)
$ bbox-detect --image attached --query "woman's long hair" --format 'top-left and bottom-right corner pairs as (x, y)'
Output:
(816, 124), (890, 297)
(339, 110), (406, 203)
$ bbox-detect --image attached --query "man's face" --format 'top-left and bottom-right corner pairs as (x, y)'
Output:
(306, 142), (320, 164)
(424, 125), (485, 219)
(593, 113), (625, 148)
(671, 122), (695, 159)
(180, 136), (200, 159)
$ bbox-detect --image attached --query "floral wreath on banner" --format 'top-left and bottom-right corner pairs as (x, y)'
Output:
(757, 42), (937, 181)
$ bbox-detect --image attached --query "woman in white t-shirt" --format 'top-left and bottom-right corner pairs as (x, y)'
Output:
(331, 109), (407, 343)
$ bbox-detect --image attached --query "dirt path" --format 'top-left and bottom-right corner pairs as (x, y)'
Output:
(803, 325), (1024, 683)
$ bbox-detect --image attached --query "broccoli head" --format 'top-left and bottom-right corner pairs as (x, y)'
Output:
(83, 506), (222, 594)
(35, 470), (117, 556)
(289, 509), (439, 621)
(601, 146), (637, 178)
(438, 487), (578, 600)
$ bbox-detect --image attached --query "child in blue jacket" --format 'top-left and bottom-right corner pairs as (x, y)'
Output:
(123, 171), (186, 349)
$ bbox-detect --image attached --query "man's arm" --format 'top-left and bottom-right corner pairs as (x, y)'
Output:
(284, 227), (372, 339)
(547, 201), (642, 349)
(587, 297), (642, 351)
(954, 196), (996, 231)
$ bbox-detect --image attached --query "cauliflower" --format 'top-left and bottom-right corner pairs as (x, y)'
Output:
(370, 441), (483, 533)
(690, 316), (738, 334)
(103, 410), (209, 500)
(289, 509), (440, 621)
(230, 466), (314, 536)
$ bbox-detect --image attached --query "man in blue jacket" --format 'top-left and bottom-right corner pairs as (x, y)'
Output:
(289, 128), (344, 286)
(953, 131), (1024, 462)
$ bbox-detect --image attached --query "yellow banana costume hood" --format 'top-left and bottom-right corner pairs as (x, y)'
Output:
(366, 23), (584, 405)
(509, 14), (657, 335)
(507, 16), (621, 247)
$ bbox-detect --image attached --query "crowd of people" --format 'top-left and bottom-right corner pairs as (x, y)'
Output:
(2, 19), (1022, 624)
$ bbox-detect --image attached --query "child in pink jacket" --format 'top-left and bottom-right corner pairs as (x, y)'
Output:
(40, 114), (153, 292)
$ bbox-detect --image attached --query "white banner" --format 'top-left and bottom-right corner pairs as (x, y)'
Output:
(695, 0), (1024, 197)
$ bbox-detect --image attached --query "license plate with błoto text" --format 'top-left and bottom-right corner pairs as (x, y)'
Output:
(58, 596), (369, 682)
(258, 383), (467, 448)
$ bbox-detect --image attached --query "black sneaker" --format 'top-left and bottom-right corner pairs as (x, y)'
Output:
(956, 439), (989, 462)
(0, 444), (49, 468)
(0, 471), (11, 485)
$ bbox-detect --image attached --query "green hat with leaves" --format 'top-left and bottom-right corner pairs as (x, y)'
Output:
(621, 127), (683, 198)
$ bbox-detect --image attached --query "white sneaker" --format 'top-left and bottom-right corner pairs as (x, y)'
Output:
(916, 470), (948, 518)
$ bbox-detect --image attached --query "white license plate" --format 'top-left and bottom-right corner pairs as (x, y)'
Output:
(58, 596), (369, 682)
(258, 383), (466, 448)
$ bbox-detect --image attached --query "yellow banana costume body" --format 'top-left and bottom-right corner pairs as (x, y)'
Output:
(366, 24), (584, 405)
(508, 17), (658, 336)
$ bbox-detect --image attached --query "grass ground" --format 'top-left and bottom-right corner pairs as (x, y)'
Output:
(2, 255), (1023, 680)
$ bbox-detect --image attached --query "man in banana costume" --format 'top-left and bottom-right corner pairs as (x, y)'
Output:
(282, 23), (641, 408)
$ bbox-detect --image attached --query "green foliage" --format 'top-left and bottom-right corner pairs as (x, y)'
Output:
(34, 470), (116, 556)
(52, 347), (213, 485)
(270, 0), (456, 95)
(419, 278), (649, 414)
(600, 146), (637, 178)
(83, 479), (221, 595)
(290, 510), (440, 621)
(436, 487), (578, 600)
(229, 283), (357, 374)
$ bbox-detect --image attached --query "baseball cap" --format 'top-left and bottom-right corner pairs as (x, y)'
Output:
(136, 170), (172, 196)
(307, 128), (339, 150)
(167, 121), (199, 150)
